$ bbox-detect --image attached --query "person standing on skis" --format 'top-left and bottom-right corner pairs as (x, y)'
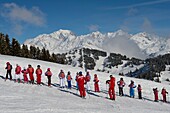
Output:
(58, 70), (65, 88)
(153, 88), (159, 102)
(85, 71), (91, 92)
(75, 72), (79, 90)
(93, 74), (100, 92)
(66, 71), (72, 89)
(21, 67), (28, 83)
(106, 75), (116, 100)
(128, 80), (136, 98)
(77, 71), (86, 98)
(137, 84), (142, 99)
(5, 62), (12, 80)
(161, 87), (168, 102)
(117, 77), (125, 96)
(15, 64), (22, 83)
(45, 68), (52, 87)
(27, 64), (34, 84)
(36, 65), (42, 85)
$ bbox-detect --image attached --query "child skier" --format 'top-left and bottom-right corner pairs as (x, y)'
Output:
(137, 84), (142, 99)
(153, 88), (159, 102)
(21, 67), (28, 83)
(106, 75), (116, 100)
(5, 62), (12, 80)
(85, 71), (91, 92)
(128, 80), (136, 98)
(75, 72), (79, 90)
(66, 71), (72, 89)
(15, 64), (22, 83)
(93, 74), (100, 92)
(117, 78), (125, 96)
(161, 87), (168, 102)
(58, 70), (65, 88)
(45, 68), (52, 87)
(27, 64), (34, 84)
(36, 65), (42, 85)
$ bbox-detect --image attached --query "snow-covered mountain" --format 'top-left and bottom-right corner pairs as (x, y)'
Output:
(24, 29), (170, 58)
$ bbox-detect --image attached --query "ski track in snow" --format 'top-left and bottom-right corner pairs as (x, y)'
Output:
(0, 55), (170, 113)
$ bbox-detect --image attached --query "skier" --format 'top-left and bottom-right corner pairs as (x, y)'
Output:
(137, 84), (142, 99)
(58, 70), (65, 88)
(161, 87), (168, 102)
(128, 80), (136, 98)
(85, 71), (91, 92)
(117, 77), (125, 96)
(15, 64), (22, 83)
(66, 71), (72, 89)
(93, 74), (100, 92)
(27, 64), (34, 84)
(5, 62), (12, 80)
(45, 68), (52, 87)
(153, 88), (159, 102)
(75, 72), (79, 90)
(106, 75), (116, 100)
(36, 65), (42, 85)
(21, 67), (28, 83)
(77, 71), (86, 98)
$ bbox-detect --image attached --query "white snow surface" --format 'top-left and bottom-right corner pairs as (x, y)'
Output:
(0, 55), (170, 113)
(24, 29), (170, 59)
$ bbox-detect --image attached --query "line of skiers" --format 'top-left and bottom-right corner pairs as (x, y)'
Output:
(4, 62), (169, 102)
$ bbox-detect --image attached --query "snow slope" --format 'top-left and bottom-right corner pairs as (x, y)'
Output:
(0, 55), (170, 113)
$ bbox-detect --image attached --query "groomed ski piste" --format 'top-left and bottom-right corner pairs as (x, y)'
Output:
(0, 55), (170, 113)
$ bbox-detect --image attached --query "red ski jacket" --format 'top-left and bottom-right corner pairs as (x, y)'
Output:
(15, 66), (21, 74)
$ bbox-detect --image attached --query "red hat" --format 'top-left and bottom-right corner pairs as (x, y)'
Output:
(47, 68), (50, 71)
(6, 62), (10, 65)
(94, 74), (97, 77)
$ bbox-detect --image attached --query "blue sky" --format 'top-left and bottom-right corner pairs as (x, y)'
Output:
(0, 0), (170, 43)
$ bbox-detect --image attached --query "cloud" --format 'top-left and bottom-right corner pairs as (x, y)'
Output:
(102, 34), (147, 59)
(106, 0), (170, 10)
(88, 25), (100, 32)
(0, 3), (46, 35)
(127, 7), (138, 16)
(141, 18), (154, 33)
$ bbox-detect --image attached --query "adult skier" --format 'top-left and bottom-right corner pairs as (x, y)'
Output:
(128, 80), (136, 98)
(45, 68), (52, 87)
(153, 88), (159, 102)
(93, 74), (100, 92)
(161, 87), (168, 102)
(36, 65), (42, 85)
(77, 71), (86, 98)
(58, 70), (65, 88)
(85, 71), (91, 92)
(5, 62), (12, 80)
(117, 77), (125, 96)
(66, 71), (72, 89)
(106, 75), (116, 100)
(137, 84), (142, 99)
(15, 64), (22, 83)
(21, 67), (28, 83)
(27, 64), (34, 84)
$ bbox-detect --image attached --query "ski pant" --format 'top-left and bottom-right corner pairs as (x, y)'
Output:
(109, 87), (115, 100)
(47, 76), (51, 86)
(119, 87), (124, 96)
(162, 95), (167, 102)
(29, 73), (34, 82)
(6, 70), (12, 80)
(67, 81), (71, 89)
(15, 74), (22, 82)
(79, 86), (86, 97)
(130, 88), (135, 98)
(60, 78), (65, 88)
(154, 93), (158, 101)
(138, 91), (142, 99)
(23, 75), (28, 83)
(76, 82), (79, 90)
(37, 74), (41, 84)
(86, 82), (91, 91)
(94, 83), (99, 92)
